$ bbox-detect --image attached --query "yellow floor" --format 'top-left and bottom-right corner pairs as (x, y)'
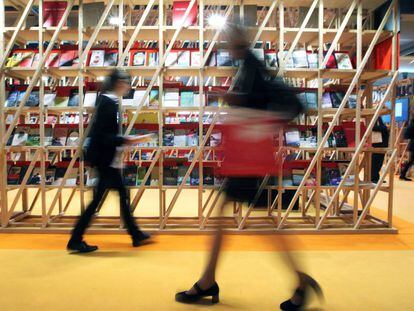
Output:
(1, 179), (414, 310)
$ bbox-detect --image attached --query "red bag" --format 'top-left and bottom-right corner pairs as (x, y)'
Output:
(218, 118), (282, 177)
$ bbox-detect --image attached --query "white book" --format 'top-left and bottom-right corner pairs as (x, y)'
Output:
(163, 89), (180, 101)
(278, 51), (294, 68)
(173, 133), (187, 147)
(193, 93), (202, 107)
(89, 50), (105, 67)
(335, 53), (353, 69)
(292, 50), (309, 68)
(191, 51), (201, 67)
(165, 51), (178, 67)
(83, 92), (97, 107)
(44, 93), (56, 106)
(133, 90), (150, 107)
(12, 132), (28, 146)
(307, 53), (319, 68)
(177, 50), (191, 66)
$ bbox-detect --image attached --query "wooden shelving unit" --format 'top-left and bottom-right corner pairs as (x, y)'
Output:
(0, 0), (399, 233)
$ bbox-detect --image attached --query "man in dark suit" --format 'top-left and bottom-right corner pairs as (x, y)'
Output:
(67, 69), (151, 253)
(400, 119), (414, 181)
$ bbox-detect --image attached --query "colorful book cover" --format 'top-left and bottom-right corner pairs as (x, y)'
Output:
(203, 167), (214, 185)
(163, 167), (178, 186)
(7, 166), (22, 185)
(68, 89), (79, 107)
(150, 167), (159, 186)
(264, 51), (278, 68)
(11, 125), (30, 146)
(19, 52), (35, 68)
(330, 92), (344, 108)
(163, 129), (174, 146)
(307, 53), (318, 68)
(149, 89), (159, 107)
(190, 169), (199, 186)
(104, 51), (118, 66)
(52, 127), (68, 146)
(324, 53), (337, 69)
(285, 130), (300, 147)
(148, 52), (158, 66)
(6, 52), (23, 68)
(59, 50), (78, 67)
(292, 50), (309, 68)
(26, 91), (40, 107)
(174, 129), (187, 147)
(322, 92), (333, 108)
(335, 52), (353, 70)
(124, 166), (138, 186)
(45, 167), (56, 185)
(132, 51), (146, 66)
(44, 127), (53, 146)
(66, 128), (80, 146)
(191, 51), (201, 67)
(172, 0), (198, 27)
(54, 95), (69, 107)
(348, 94), (357, 108)
(177, 166), (189, 185)
(31, 53), (41, 67)
(305, 92), (318, 110)
(44, 93), (56, 106)
(46, 52), (60, 67)
(83, 92), (97, 107)
(165, 51), (178, 67)
(217, 49), (232, 66)
(27, 127), (40, 146)
(176, 50), (191, 66)
(333, 129), (348, 147)
(43, 1), (68, 27)
(5, 90), (19, 107)
(89, 50), (105, 67)
(136, 167), (147, 186)
(28, 167), (42, 185)
(180, 91), (194, 107)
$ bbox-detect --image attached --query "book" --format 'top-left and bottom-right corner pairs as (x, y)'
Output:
(52, 126), (68, 146)
(203, 167), (214, 185)
(7, 166), (22, 185)
(28, 167), (42, 185)
(6, 52), (23, 68)
(176, 50), (190, 66)
(333, 129), (348, 147)
(252, 48), (265, 63)
(165, 51), (178, 66)
(85, 167), (98, 186)
(210, 132), (222, 146)
(83, 91), (97, 107)
(325, 53), (337, 69)
(11, 125), (30, 146)
(322, 92), (333, 108)
(279, 51), (294, 68)
(65, 167), (78, 186)
(43, 1), (67, 27)
(264, 51), (278, 68)
(285, 130), (300, 147)
(150, 167), (159, 186)
(52, 167), (67, 185)
(187, 131), (198, 146)
(163, 89), (180, 107)
(191, 51), (201, 67)
(172, 0), (198, 27)
(89, 50), (105, 67)
(27, 126), (40, 146)
(180, 91), (194, 107)
(132, 51), (146, 66)
(66, 128), (80, 146)
(26, 91), (39, 107)
(19, 52), (35, 68)
(68, 89), (79, 107)
(31, 53), (41, 67)
(133, 90), (149, 107)
(330, 92), (344, 108)
(307, 53), (318, 68)
(163, 129), (174, 146)
(292, 169), (305, 186)
(124, 166), (138, 186)
(59, 50), (78, 67)
(174, 129), (187, 147)
(104, 51), (118, 66)
(122, 89), (135, 106)
(297, 92), (306, 106)
(177, 166), (189, 185)
(45, 126), (53, 146)
(148, 51), (158, 66)
(335, 52), (353, 69)
(149, 89), (159, 107)
(46, 52), (60, 67)
(163, 167), (178, 185)
(208, 52), (217, 66)
(54, 94), (69, 107)
(292, 50), (309, 68)
(216, 49), (232, 66)
(44, 93), (56, 106)
(5, 90), (19, 107)
(190, 169), (199, 186)
(45, 167), (56, 185)
(348, 94), (357, 108)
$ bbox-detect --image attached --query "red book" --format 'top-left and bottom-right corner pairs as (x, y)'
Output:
(43, 1), (68, 27)
(373, 35), (400, 70)
(172, 1), (198, 27)
(58, 50), (78, 67)
(341, 122), (367, 148)
(46, 51), (61, 67)
(19, 51), (35, 68)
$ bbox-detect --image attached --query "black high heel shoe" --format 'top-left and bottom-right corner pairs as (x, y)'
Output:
(175, 282), (220, 304)
(280, 273), (323, 310)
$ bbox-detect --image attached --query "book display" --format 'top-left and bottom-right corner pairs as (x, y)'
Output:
(0, 0), (399, 233)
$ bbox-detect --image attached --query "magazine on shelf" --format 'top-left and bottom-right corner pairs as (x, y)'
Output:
(54, 94), (69, 107)
(279, 51), (294, 68)
(292, 169), (305, 186)
(177, 50), (191, 66)
(190, 169), (199, 186)
(45, 127), (53, 146)
(150, 167), (159, 186)
(104, 51), (118, 66)
(217, 49), (233, 66)
(31, 53), (41, 67)
(59, 50), (78, 67)
(335, 52), (353, 70)
(5, 90), (19, 107)
(89, 50), (105, 67)
(46, 52), (60, 67)
(174, 129), (187, 147)
(292, 50), (309, 68)
(26, 91), (40, 107)
(252, 48), (265, 63)
(333, 129), (347, 147)
(208, 52), (217, 66)
(285, 129), (301, 147)
(210, 132), (222, 146)
(330, 92), (345, 108)
(203, 167), (214, 185)
(265, 51), (278, 68)
(66, 128), (80, 146)
(68, 89), (79, 107)
(163, 167), (178, 185)
(163, 89), (180, 107)
(191, 51), (201, 67)
(52, 127), (68, 146)
(149, 89), (159, 107)
(11, 125), (30, 146)
(44, 93), (56, 106)
(6, 52), (24, 67)
(124, 166), (138, 186)
(19, 52), (35, 68)
(83, 91), (97, 107)
(172, 0), (198, 27)
(45, 167), (56, 185)
(7, 166), (22, 185)
(133, 90), (150, 107)
(177, 166), (189, 185)
(307, 53), (318, 68)
(165, 51), (178, 67)
(147, 51), (158, 66)
(28, 167), (42, 185)
(65, 167), (79, 186)
(163, 129), (174, 146)
(132, 51), (146, 66)
(325, 53), (337, 69)
(322, 92), (333, 108)
(180, 91), (194, 107)
(136, 167), (148, 186)
(348, 94), (357, 108)
(27, 127), (40, 146)
(29, 115), (38, 124)
(187, 131), (198, 146)
(43, 1), (67, 27)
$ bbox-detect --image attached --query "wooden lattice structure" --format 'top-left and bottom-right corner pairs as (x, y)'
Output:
(0, 0), (399, 233)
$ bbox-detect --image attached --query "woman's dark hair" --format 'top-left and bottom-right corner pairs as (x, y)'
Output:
(100, 69), (131, 93)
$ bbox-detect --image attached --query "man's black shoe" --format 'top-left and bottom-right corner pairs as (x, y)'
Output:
(67, 240), (98, 253)
(399, 176), (412, 181)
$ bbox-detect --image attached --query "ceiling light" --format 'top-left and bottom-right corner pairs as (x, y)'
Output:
(208, 14), (227, 29)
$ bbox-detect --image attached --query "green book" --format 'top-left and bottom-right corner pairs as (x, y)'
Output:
(136, 167), (147, 186)
(180, 91), (194, 107)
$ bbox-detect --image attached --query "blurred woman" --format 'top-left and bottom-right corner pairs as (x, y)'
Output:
(67, 69), (151, 253)
(175, 25), (323, 310)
